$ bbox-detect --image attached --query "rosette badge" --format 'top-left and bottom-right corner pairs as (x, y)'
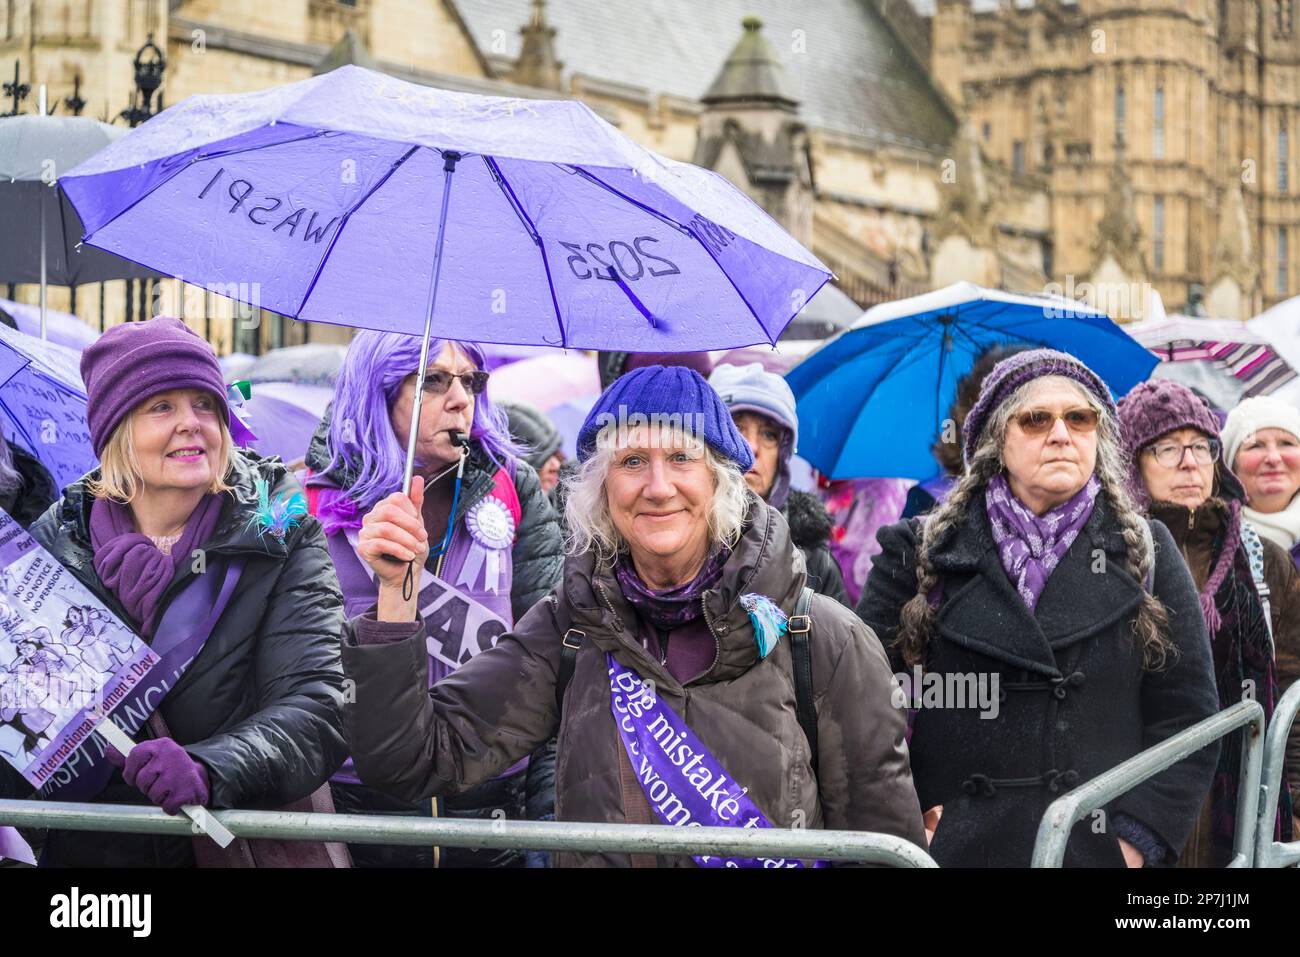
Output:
(457, 496), (516, 594)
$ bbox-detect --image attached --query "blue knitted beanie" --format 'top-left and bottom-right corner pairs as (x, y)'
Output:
(577, 365), (754, 471)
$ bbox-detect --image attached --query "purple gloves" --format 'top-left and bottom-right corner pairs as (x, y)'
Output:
(106, 738), (211, 816)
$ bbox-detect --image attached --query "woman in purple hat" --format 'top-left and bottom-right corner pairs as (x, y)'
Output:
(1118, 379), (1300, 866)
(339, 364), (925, 867)
(300, 330), (562, 868)
(0, 316), (348, 867)
(858, 349), (1219, 867)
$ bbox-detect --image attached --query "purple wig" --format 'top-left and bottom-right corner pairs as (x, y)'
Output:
(323, 330), (523, 511)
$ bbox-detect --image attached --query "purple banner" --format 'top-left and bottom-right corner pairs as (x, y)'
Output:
(0, 510), (160, 789)
(606, 653), (826, 868)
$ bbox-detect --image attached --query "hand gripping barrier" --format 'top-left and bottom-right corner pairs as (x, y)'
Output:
(0, 800), (938, 867)
(1031, 700), (1266, 868)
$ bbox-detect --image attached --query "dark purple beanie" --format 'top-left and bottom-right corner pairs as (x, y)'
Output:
(1116, 379), (1246, 507)
(81, 316), (229, 456)
(962, 348), (1116, 462)
(577, 365), (754, 470)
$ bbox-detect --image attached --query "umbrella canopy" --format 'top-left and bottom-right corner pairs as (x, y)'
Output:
(0, 115), (159, 285)
(786, 282), (1159, 481)
(0, 297), (97, 351)
(487, 351), (600, 412)
(1126, 313), (1296, 398)
(237, 381), (334, 465)
(60, 65), (830, 352)
(0, 322), (95, 488)
(243, 343), (347, 388)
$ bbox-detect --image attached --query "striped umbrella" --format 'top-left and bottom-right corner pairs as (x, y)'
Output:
(1123, 315), (1297, 398)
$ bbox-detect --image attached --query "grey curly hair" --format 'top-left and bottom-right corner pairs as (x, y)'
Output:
(896, 376), (1174, 671)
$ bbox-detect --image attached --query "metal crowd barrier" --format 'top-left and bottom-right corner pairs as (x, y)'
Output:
(0, 799), (937, 867)
(1255, 682), (1300, 868)
(1031, 699), (1266, 868)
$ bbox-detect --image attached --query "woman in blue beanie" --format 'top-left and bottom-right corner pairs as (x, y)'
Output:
(340, 365), (925, 866)
(0, 316), (348, 867)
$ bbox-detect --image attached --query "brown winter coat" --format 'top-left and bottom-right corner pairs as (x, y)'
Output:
(1150, 499), (1300, 867)
(340, 496), (926, 867)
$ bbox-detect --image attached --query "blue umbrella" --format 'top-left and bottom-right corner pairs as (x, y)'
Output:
(786, 282), (1159, 481)
(59, 65), (829, 490)
(0, 322), (95, 488)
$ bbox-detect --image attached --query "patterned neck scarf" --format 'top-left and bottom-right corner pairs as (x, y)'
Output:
(985, 472), (1100, 611)
(614, 548), (729, 631)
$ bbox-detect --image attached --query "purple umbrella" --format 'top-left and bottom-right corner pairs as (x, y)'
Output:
(236, 381), (334, 465)
(60, 65), (830, 490)
(0, 298), (98, 352)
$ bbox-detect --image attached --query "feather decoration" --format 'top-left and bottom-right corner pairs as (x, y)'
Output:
(739, 592), (788, 659)
(247, 477), (307, 544)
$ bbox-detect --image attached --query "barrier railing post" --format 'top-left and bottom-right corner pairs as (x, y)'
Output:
(1031, 700), (1265, 868)
(1255, 682), (1300, 868)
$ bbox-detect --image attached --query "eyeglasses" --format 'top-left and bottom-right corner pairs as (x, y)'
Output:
(1146, 439), (1220, 468)
(1013, 407), (1100, 436)
(420, 370), (489, 397)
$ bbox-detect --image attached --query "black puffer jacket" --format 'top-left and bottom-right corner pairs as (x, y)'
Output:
(0, 451), (348, 867)
(783, 490), (849, 606)
(0, 442), (58, 529)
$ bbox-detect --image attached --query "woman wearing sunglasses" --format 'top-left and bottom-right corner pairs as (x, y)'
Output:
(1118, 380), (1299, 866)
(858, 349), (1219, 866)
(301, 331), (563, 868)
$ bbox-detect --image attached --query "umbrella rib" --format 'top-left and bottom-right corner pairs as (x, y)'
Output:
(485, 158), (567, 349)
(570, 166), (771, 341)
(76, 128), (331, 245)
(297, 144), (421, 320)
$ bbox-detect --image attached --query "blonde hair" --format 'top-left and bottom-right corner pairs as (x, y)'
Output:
(88, 406), (234, 504)
(563, 426), (750, 564)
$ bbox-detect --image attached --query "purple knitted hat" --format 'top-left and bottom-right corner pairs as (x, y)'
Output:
(961, 348), (1116, 462)
(80, 316), (229, 456)
(1116, 379), (1245, 504)
(1116, 378), (1247, 633)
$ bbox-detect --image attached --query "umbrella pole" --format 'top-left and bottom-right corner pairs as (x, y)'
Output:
(401, 151), (463, 497)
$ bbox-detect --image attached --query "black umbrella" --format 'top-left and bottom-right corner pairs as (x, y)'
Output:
(0, 115), (157, 330)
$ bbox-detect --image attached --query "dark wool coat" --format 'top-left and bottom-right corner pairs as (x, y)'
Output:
(857, 492), (1220, 867)
(1, 452), (348, 867)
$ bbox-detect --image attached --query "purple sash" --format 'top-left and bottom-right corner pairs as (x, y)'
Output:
(607, 653), (827, 868)
(38, 559), (245, 801)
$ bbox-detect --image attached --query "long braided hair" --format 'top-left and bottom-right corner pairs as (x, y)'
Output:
(896, 376), (1175, 670)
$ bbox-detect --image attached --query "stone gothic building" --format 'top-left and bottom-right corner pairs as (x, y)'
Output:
(2, 0), (1296, 351)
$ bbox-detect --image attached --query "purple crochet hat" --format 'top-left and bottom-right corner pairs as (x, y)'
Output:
(1116, 379), (1245, 507)
(80, 316), (229, 456)
(961, 348), (1116, 462)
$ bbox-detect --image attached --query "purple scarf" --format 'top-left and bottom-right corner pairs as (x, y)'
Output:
(614, 548), (729, 631)
(89, 493), (225, 638)
(985, 472), (1100, 611)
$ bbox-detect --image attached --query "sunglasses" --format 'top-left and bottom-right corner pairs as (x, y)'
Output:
(420, 370), (489, 396)
(1014, 407), (1099, 436)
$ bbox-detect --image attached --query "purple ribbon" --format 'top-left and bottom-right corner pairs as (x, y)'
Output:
(607, 653), (826, 868)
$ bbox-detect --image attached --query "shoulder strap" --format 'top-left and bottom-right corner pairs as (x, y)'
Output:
(789, 586), (818, 777)
(1140, 519), (1155, 593)
(548, 594), (584, 714)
